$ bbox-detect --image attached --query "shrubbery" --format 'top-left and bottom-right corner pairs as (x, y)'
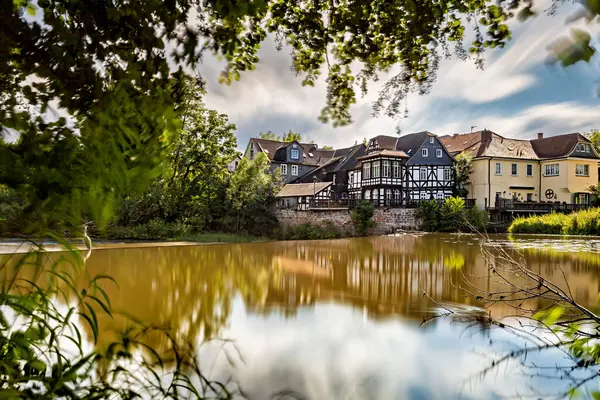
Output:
(103, 220), (191, 240)
(509, 208), (600, 235)
(351, 200), (376, 236)
(416, 197), (489, 232)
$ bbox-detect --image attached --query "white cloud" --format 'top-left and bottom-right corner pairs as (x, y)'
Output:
(201, 1), (599, 149)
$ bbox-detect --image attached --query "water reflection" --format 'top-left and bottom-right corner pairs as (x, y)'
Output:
(2, 234), (600, 398)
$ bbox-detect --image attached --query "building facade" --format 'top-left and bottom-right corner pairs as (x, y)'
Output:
(244, 138), (335, 184)
(348, 132), (455, 205)
(440, 130), (600, 209)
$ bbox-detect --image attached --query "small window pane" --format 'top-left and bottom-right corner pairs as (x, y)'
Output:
(436, 149), (442, 158)
(511, 164), (517, 176)
(422, 148), (428, 157)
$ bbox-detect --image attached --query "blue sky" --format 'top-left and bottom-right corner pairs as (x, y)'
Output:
(201, 0), (600, 150)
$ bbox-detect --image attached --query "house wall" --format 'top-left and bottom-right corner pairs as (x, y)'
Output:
(539, 158), (599, 203)
(470, 158), (541, 208)
(566, 158), (599, 194)
(540, 159), (569, 202)
(272, 162), (317, 184)
(274, 208), (420, 235)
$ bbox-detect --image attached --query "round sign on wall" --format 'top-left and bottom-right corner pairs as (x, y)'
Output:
(545, 189), (555, 199)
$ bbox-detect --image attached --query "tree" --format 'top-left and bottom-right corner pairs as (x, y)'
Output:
(453, 152), (473, 198)
(586, 129), (600, 154)
(281, 131), (302, 142)
(321, 145), (334, 150)
(115, 77), (238, 231)
(6, 0), (588, 138)
(226, 153), (282, 233)
(259, 131), (280, 140)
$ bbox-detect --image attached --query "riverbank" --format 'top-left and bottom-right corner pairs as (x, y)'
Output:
(508, 207), (600, 235)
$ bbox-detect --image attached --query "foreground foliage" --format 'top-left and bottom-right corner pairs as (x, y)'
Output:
(416, 197), (489, 232)
(508, 208), (600, 235)
(1, 243), (235, 399)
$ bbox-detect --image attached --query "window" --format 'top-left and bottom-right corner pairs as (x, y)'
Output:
(394, 189), (401, 200)
(419, 167), (427, 180)
(527, 193), (533, 202)
(372, 189), (379, 200)
(495, 162), (502, 175)
(419, 192), (428, 200)
(422, 148), (428, 157)
(576, 143), (592, 153)
(349, 172), (353, 184)
(291, 149), (300, 160)
(436, 149), (442, 158)
(386, 189), (392, 202)
(250, 149), (254, 159)
(373, 161), (380, 178)
(363, 162), (371, 179)
(281, 164), (288, 175)
(393, 161), (400, 178)
(429, 137), (435, 144)
(444, 168), (451, 181)
(364, 190), (371, 200)
(545, 164), (559, 176)
(511, 163), (518, 176)
(382, 160), (390, 177)
(526, 164), (533, 177)
(291, 165), (299, 176)
(576, 164), (589, 176)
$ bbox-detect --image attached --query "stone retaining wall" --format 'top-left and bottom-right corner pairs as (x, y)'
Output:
(274, 208), (420, 235)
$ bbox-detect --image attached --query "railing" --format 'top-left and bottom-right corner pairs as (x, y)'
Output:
(307, 197), (476, 210)
(493, 198), (591, 213)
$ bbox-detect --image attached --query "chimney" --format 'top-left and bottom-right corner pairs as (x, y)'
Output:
(481, 129), (492, 143)
(537, 132), (543, 140)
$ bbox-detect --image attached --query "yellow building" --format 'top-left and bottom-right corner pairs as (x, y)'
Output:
(441, 130), (599, 209)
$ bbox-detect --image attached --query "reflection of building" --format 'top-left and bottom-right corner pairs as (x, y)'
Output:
(262, 236), (600, 320)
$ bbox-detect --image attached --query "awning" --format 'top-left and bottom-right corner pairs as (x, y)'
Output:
(509, 186), (535, 190)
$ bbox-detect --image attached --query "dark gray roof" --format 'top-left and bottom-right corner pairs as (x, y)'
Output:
(395, 131), (431, 155)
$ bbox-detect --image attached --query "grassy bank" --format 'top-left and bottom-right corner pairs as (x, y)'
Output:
(508, 207), (600, 235)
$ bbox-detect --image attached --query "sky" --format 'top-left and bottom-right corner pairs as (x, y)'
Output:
(200, 1), (600, 151)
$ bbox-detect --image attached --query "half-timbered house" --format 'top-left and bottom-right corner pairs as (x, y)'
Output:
(349, 132), (455, 205)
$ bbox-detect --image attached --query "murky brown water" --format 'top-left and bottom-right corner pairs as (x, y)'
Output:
(3, 233), (600, 398)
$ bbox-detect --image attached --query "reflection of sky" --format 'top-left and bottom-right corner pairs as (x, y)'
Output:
(201, 298), (590, 399)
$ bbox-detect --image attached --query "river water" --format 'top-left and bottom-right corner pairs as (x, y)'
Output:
(3, 233), (600, 398)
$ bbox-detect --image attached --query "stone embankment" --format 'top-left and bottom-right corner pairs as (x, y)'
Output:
(274, 208), (419, 235)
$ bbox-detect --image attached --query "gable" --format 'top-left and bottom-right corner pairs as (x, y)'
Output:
(406, 135), (454, 165)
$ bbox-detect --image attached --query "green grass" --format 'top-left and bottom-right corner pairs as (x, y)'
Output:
(173, 232), (265, 243)
(508, 208), (600, 236)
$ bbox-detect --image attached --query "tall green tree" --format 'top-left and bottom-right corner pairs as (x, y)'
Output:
(226, 153), (282, 233)
(453, 152), (473, 198)
(116, 77), (238, 231)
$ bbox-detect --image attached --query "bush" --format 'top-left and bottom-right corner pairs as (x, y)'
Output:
(351, 200), (375, 236)
(508, 208), (600, 236)
(103, 220), (191, 240)
(417, 197), (488, 232)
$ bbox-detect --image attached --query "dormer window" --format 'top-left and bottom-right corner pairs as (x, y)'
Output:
(291, 149), (300, 159)
(576, 143), (592, 153)
(429, 137), (434, 144)
(422, 148), (428, 157)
